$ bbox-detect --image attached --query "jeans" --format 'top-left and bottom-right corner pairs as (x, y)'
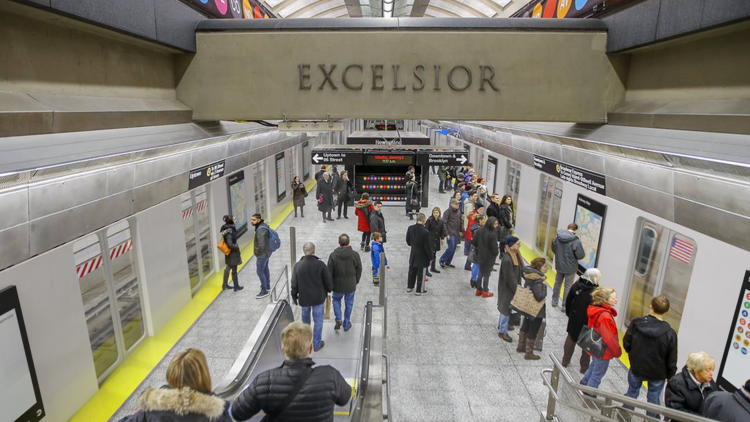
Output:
(471, 263), (480, 282)
(498, 313), (510, 334)
(581, 357), (610, 389)
(332, 292), (355, 330)
(301, 303), (325, 350)
(440, 235), (458, 265)
(552, 272), (576, 308)
(256, 257), (270, 291)
(223, 264), (239, 289)
(623, 370), (666, 419)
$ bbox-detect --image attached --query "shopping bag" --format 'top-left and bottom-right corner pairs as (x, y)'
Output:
(510, 287), (545, 318)
(324, 295), (331, 320)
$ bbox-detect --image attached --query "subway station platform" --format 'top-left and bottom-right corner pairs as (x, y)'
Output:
(110, 172), (638, 422)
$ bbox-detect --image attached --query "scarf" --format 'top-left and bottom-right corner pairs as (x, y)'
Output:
(505, 246), (520, 266)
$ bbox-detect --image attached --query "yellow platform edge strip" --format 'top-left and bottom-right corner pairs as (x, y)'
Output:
(518, 243), (630, 369)
(70, 179), (316, 422)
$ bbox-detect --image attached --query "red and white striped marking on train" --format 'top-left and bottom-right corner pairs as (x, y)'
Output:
(182, 199), (207, 220)
(76, 239), (132, 279)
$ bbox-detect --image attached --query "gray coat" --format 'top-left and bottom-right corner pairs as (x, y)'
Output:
(552, 230), (585, 274)
(442, 206), (462, 237)
(369, 210), (386, 242)
(327, 246), (362, 294)
(316, 178), (334, 212)
(497, 251), (522, 315)
(253, 224), (271, 259)
(701, 391), (750, 422)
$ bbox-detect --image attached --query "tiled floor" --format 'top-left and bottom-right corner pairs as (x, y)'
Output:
(112, 172), (645, 421)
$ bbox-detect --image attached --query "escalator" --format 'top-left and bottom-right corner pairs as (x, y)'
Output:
(214, 300), (387, 421)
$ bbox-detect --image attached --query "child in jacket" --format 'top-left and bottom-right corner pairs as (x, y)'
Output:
(371, 232), (388, 285)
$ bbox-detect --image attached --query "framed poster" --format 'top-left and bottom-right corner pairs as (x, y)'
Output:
(717, 270), (750, 392)
(302, 141), (310, 181)
(227, 171), (248, 238)
(573, 194), (607, 274)
(486, 155), (498, 195)
(0, 286), (46, 422)
(275, 152), (287, 203)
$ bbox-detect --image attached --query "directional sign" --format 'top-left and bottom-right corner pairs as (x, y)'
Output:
(534, 155), (606, 196)
(416, 152), (468, 166)
(188, 160), (226, 190)
(311, 151), (362, 166)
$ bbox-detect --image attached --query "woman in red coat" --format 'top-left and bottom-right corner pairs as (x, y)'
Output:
(355, 193), (374, 251)
(580, 286), (622, 390)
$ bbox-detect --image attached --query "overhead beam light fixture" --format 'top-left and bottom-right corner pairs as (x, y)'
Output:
(382, 0), (393, 17)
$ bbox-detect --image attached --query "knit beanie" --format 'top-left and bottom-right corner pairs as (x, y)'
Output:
(506, 236), (519, 247)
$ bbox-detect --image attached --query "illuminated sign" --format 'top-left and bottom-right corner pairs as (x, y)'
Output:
(364, 154), (415, 166)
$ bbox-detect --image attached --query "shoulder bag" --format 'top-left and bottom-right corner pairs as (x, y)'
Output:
(510, 285), (545, 318)
(217, 232), (232, 256)
(261, 366), (314, 421)
(576, 312), (607, 359)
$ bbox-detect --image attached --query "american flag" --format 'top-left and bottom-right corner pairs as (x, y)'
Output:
(669, 237), (694, 265)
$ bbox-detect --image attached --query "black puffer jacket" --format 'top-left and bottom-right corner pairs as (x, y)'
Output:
(497, 204), (514, 240)
(623, 315), (678, 381)
(327, 246), (362, 294)
(665, 366), (717, 420)
(118, 387), (232, 422)
(231, 358), (351, 422)
(564, 277), (597, 341)
(221, 224), (242, 267)
(291, 255), (333, 307)
(473, 218), (499, 268)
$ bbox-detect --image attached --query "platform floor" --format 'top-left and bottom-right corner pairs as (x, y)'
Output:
(112, 172), (643, 422)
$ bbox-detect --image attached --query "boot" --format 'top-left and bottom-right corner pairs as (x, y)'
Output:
(470, 280), (477, 289)
(516, 332), (527, 353)
(482, 291), (494, 298)
(475, 289), (482, 297)
(425, 270), (433, 277)
(430, 262), (440, 274)
(525, 338), (541, 360)
(365, 245), (371, 252)
(360, 242), (365, 251)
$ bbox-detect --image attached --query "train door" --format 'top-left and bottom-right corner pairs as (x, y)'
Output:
(180, 186), (215, 295)
(253, 161), (267, 217)
(288, 146), (298, 184)
(72, 219), (146, 382)
(625, 220), (697, 333)
(506, 160), (522, 216)
(536, 174), (564, 263)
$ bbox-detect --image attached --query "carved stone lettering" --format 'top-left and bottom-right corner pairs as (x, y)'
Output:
(342, 64), (364, 90)
(448, 65), (472, 91)
(299, 64), (311, 90)
(371, 65), (384, 91)
(479, 65), (500, 92)
(318, 64), (338, 90)
(433, 65), (441, 91)
(392, 65), (406, 91)
(413, 65), (425, 91)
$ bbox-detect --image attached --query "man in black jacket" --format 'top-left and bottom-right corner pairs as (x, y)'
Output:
(623, 295), (678, 418)
(230, 322), (351, 422)
(405, 213), (433, 295)
(369, 201), (387, 242)
(291, 242), (333, 352)
(439, 199), (462, 268)
(327, 234), (362, 332)
(473, 216), (499, 297)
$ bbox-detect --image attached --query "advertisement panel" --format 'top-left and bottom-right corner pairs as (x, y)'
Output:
(717, 270), (750, 392)
(0, 286), (45, 422)
(515, 0), (634, 19)
(486, 155), (498, 194)
(302, 141), (310, 181)
(180, 0), (276, 19)
(227, 171), (248, 237)
(275, 152), (287, 202)
(573, 194), (607, 274)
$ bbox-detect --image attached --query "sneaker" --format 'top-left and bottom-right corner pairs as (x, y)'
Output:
(364, 245), (371, 252)
(343, 324), (351, 331)
(482, 291), (494, 298)
(314, 341), (325, 352)
(475, 289), (482, 297)
(256, 289), (269, 299)
(416, 290), (426, 296)
(360, 243), (365, 251)
(446, 263), (456, 268)
(407, 288), (414, 293)
(439, 262), (446, 269)
(334, 321), (342, 331)
(425, 271), (433, 277)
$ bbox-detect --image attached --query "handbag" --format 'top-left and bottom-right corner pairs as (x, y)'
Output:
(576, 312), (607, 359)
(510, 286), (545, 318)
(318, 195), (324, 204)
(324, 295), (331, 320)
(217, 237), (231, 256)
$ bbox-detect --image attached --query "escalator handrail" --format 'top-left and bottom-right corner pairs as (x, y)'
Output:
(348, 301), (373, 421)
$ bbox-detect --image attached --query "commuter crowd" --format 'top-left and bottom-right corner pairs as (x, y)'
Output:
(118, 165), (748, 422)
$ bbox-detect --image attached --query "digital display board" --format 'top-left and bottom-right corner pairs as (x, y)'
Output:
(363, 153), (415, 166)
(275, 152), (287, 203)
(574, 194), (607, 274)
(227, 171), (248, 238)
(717, 270), (750, 392)
(0, 286), (45, 422)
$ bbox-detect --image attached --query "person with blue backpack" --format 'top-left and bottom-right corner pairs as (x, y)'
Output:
(251, 213), (281, 299)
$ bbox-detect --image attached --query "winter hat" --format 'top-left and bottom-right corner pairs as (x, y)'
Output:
(506, 236), (519, 247)
(321, 166), (327, 170)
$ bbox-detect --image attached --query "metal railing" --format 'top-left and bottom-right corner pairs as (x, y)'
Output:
(541, 353), (717, 422)
(383, 353), (393, 421)
(269, 265), (290, 304)
(378, 252), (388, 339)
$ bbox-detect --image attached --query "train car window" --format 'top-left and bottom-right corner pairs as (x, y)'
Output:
(181, 193), (200, 291)
(195, 187), (214, 283)
(506, 160), (521, 215)
(625, 219), (697, 333)
(73, 235), (119, 379)
(106, 221), (145, 352)
(253, 161), (267, 217)
(536, 176), (552, 252)
(546, 182), (564, 262)
(535, 175), (563, 261)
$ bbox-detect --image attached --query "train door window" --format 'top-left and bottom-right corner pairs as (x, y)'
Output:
(626, 220), (697, 333)
(288, 146), (297, 184)
(105, 221), (144, 351)
(74, 235), (119, 379)
(253, 161), (267, 217)
(195, 187), (214, 283)
(181, 193), (200, 291)
(506, 160), (521, 215)
(535, 174), (563, 262)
